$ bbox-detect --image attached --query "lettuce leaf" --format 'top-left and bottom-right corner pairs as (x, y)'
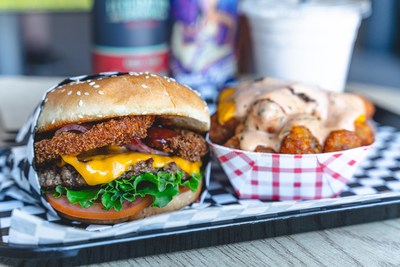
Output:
(53, 170), (201, 211)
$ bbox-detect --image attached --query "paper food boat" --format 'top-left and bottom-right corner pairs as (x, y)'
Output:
(208, 138), (372, 200)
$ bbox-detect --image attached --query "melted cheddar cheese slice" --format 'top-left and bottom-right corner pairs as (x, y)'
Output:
(217, 88), (236, 125)
(62, 153), (202, 186)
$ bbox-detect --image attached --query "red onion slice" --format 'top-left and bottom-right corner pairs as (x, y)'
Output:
(125, 138), (169, 156)
(55, 123), (92, 134)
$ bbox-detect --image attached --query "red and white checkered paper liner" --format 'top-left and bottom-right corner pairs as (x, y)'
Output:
(208, 140), (372, 200)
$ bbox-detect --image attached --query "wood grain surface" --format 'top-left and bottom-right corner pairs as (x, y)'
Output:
(0, 218), (399, 266)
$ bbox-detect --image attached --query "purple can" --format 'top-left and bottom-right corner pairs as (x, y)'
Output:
(170, 0), (238, 101)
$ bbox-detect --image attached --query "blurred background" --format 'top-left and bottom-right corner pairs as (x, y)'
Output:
(0, 0), (399, 87)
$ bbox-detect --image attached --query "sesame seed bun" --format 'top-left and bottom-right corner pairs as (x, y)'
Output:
(36, 73), (210, 133)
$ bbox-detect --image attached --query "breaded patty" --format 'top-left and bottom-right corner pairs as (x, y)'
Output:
(35, 116), (208, 164)
(35, 116), (154, 165)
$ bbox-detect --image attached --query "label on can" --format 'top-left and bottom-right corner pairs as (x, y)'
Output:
(92, 0), (170, 74)
(93, 44), (168, 74)
(170, 0), (238, 98)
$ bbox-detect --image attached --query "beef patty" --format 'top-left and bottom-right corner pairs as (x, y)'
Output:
(39, 159), (187, 190)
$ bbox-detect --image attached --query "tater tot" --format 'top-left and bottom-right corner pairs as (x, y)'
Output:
(223, 136), (241, 149)
(255, 145), (276, 153)
(355, 120), (374, 146)
(210, 113), (238, 145)
(280, 126), (322, 154)
(244, 99), (286, 133)
(323, 130), (362, 152)
(359, 95), (375, 119)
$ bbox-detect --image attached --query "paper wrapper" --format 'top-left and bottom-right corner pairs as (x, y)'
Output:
(0, 72), (217, 245)
(208, 138), (372, 200)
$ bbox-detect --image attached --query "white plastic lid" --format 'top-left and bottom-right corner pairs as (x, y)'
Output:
(240, 0), (371, 19)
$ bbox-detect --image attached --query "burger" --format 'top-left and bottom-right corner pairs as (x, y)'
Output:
(34, 73), (210, 224)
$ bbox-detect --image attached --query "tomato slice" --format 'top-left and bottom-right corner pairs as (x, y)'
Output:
(144, 126), (178, 149)
(46, 194), (152, 222)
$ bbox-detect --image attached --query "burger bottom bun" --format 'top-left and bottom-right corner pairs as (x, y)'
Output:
(57, 182), (202, 225)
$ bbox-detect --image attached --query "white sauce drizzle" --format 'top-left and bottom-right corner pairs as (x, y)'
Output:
(229, 78), (367, 151)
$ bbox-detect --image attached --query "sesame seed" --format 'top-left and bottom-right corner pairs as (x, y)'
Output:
(98, 90), (105, 95)
(68, 91), (72, 95)
(44, 98), (48, 103)
(142, 111), (147, 115)
(167, 79), (171, 83)
(170, 78), (176, 82)
(93, 85), (100, 88)
(77, 91), (81, 96)
(150, 74), (156, 77)
(97, 78), (103, 80)
(145, 76), (149, 79)
(84, 92), (89, 95)
(141, 84), (148, 88)
(86, 80), (92, 83)
(51, 119), (55, 124)
(97, 114), (103, 118)
(78, 100), (83, 107)
(111, 75), (117, 77)
(78, 114), (83, 119)
(89, 82), (95, 86)
(61, 89), (66, 92)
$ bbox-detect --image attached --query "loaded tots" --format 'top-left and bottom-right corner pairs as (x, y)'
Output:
(210, 78), (374, 154)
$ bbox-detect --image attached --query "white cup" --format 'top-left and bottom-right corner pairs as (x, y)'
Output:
(241, 0), (371, 92)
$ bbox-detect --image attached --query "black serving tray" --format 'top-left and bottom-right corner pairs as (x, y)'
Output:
(0, 105), (399, 262)
(3, 197), (400, 263)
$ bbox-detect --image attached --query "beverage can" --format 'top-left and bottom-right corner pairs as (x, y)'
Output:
(170, 0), (238, 100)
(92, 0), (170, 74)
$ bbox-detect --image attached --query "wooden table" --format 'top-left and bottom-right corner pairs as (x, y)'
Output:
(0, 76), (400, 266)
(0, 218), (398, 266)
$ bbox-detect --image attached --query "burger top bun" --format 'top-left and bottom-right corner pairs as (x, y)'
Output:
(36, 73), (210, 133)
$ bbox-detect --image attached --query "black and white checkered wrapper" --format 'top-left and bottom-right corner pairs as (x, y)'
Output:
(1, 73), (400, 245)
